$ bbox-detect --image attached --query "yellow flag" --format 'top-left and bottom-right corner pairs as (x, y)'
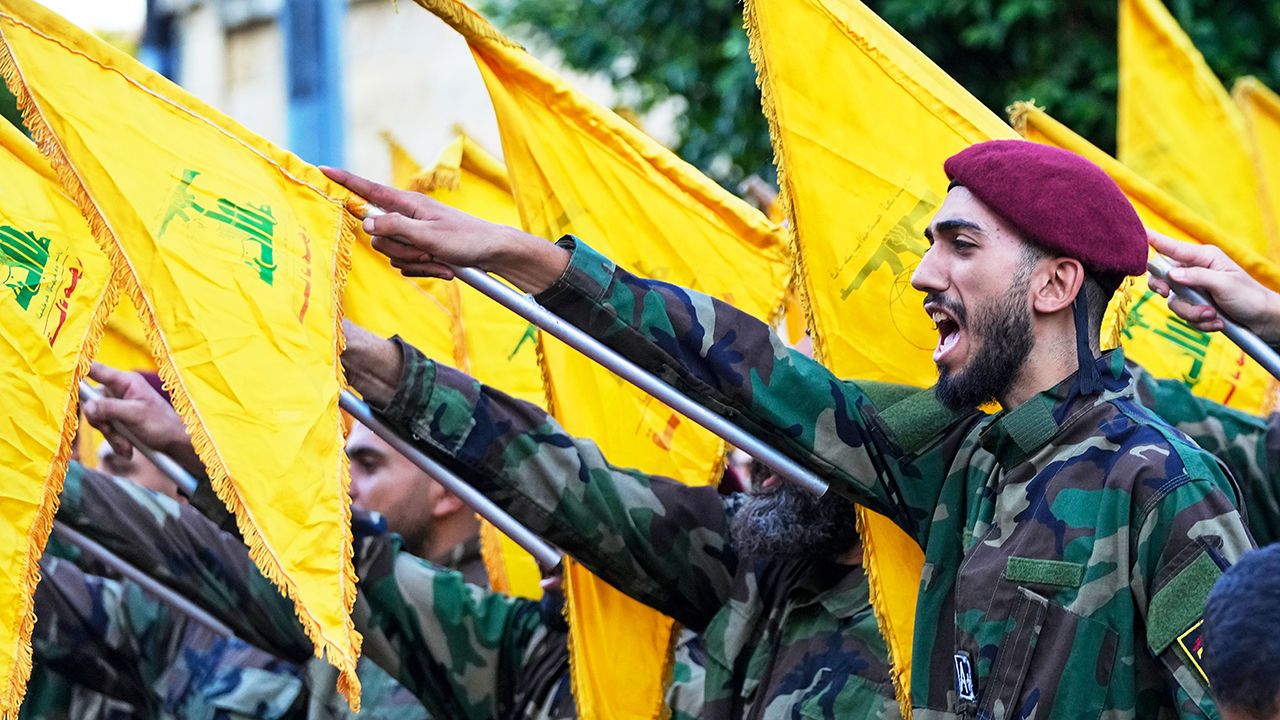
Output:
(412, 2), (790, 716)
(0, 116), (113, 716)
(1012, 103), (1279, 414)
(0, 1), (363, 705)
(1235, 77), (1280, 248)
(414, 132), (546, 599)
(1118, 0), (1277, 256)
(746, 0), (1018, 706)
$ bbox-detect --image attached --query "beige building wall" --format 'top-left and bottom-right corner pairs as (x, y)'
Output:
(165, 0), (678, 185)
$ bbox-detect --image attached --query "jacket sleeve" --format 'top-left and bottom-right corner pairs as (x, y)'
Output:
(54, 462), (314, 661)
(353, 531), (570, 720)
(375, 339), (744, 631)
(1131, 453), (1256, 718)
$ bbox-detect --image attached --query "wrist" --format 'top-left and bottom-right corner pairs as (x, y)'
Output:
(1262, 290), (1280, 346)
(487, 226), (570, 295)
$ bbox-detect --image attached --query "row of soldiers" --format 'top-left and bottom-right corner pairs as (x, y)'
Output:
(22, 139), (1280, 719)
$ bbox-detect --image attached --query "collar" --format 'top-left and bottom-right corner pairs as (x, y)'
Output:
(433, 534), (484, 572)
(978, 348), (1132, 469)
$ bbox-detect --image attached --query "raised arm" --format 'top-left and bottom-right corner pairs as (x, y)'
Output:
(55, 462), (315, 661)
(31, 556), (306, 719)
(55, 460), (569, 720)
(325, 165), (972, 539)
(344, 323), (741, 630)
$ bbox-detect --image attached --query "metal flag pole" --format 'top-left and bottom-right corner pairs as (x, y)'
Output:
(78, 381), (199, 497)
(1148, 255), (1280, 381)
(362, 206), (830, 497)
(53, 521), (235, 637)
(339, 390), (564, 572)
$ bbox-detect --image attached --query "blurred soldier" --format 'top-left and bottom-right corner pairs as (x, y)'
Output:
(326, 137), (1253, 718)
(77, 365), (431, 720)
(1131, 363), (1280, 545)
(31, 554), (306, 720)
(1203, 543), (1280, 720)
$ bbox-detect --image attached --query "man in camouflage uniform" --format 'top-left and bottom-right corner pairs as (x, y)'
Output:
(54, 416), (725, 720)
(71, 366), (434, 720)
(327, 137), (1254, 718)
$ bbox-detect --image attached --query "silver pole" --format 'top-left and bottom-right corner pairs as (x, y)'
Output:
(78, 381), (199, 497)
(339, 390), (563, 572)
(362, 207), (830, 497)
(1148, 255), (1280, 381)
(53, 521), (235, 637)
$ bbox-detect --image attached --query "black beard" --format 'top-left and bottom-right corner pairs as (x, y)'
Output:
(729, 482), (859, 561)
(934, 276), (1035, 413)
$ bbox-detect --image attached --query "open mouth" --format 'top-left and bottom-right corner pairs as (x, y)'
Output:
(927, 304), (964, 365)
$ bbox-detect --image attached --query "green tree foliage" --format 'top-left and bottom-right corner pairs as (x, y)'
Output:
(481, 0), (1280, 189)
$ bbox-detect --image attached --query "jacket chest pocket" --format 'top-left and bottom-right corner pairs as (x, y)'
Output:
(978, 587), (1118, 720)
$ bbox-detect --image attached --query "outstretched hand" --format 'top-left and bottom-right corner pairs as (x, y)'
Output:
(1147, 230), (1280, 344)
(321, 166), (572, 294)
(323, 165), (520, 279)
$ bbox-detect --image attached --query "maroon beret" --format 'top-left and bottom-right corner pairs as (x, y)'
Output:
(943, 140), (1147, 277)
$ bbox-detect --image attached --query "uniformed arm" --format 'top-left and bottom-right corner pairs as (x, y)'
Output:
(532, 237), (969, 536)
(354, 532), (573, 720)
(31, 556), (307, 720)
(1132, 454), (1256, 717)
(353, 334), (743, 631)
(30, 557), (154, 708)
(56, 461), (570, 720)
(321, 165), (964, 538)
(1131, 363), (1280, 545)
(54, 462), (314, 661)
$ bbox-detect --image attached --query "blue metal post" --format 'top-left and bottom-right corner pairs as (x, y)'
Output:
(282, 0), (345, 166)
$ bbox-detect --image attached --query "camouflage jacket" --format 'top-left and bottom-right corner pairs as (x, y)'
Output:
(1130, 363), (1280, 545)
(51, 463), (430, 720)
(425, 236), (1249, 719)
(375, 356), (902, 714)
(51, 462), (588, 720)
(30, 552), (306, 720)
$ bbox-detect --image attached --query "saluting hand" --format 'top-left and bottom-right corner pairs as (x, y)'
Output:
(1147, 230), (1280, 345)
(321, 166), (571, 295)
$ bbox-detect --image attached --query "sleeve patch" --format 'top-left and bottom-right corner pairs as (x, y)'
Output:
(1177, 619), (1209, 685)
(1147, 552), (1221, 654)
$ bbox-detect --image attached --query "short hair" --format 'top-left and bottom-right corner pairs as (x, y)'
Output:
(1204, 543), (1280, 717)
(1016, 241), (1119, 350)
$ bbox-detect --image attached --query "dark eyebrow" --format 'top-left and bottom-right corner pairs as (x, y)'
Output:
(932, 219), (985, 237)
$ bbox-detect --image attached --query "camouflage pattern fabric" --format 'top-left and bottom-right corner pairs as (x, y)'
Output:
(379, 235), (1250, 719)
(373, 348), (901, 716)
(53, 463), (591, 720)
(50, 463), (430, 720)
(31, 554), (305, 720)
(1130, 362), (1280, 545)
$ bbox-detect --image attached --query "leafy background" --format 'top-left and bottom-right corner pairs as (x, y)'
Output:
(482, 0), (1280, 189)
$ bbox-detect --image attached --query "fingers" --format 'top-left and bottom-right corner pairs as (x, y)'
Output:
(370, 234), (429, 261)
(1147, 276), (1170, 298)
(1165, 295), (1222, 331)
(396, 261), (455, 280)
(321, 166), (421, 218)
(89, 362), (141, 397)
(1147, 229), (1213, 265)
(1167, 265), (1235, 299)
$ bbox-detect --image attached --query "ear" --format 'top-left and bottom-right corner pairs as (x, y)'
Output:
(1031, 257), (1085, 315)
(432, 489), (466, 519)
